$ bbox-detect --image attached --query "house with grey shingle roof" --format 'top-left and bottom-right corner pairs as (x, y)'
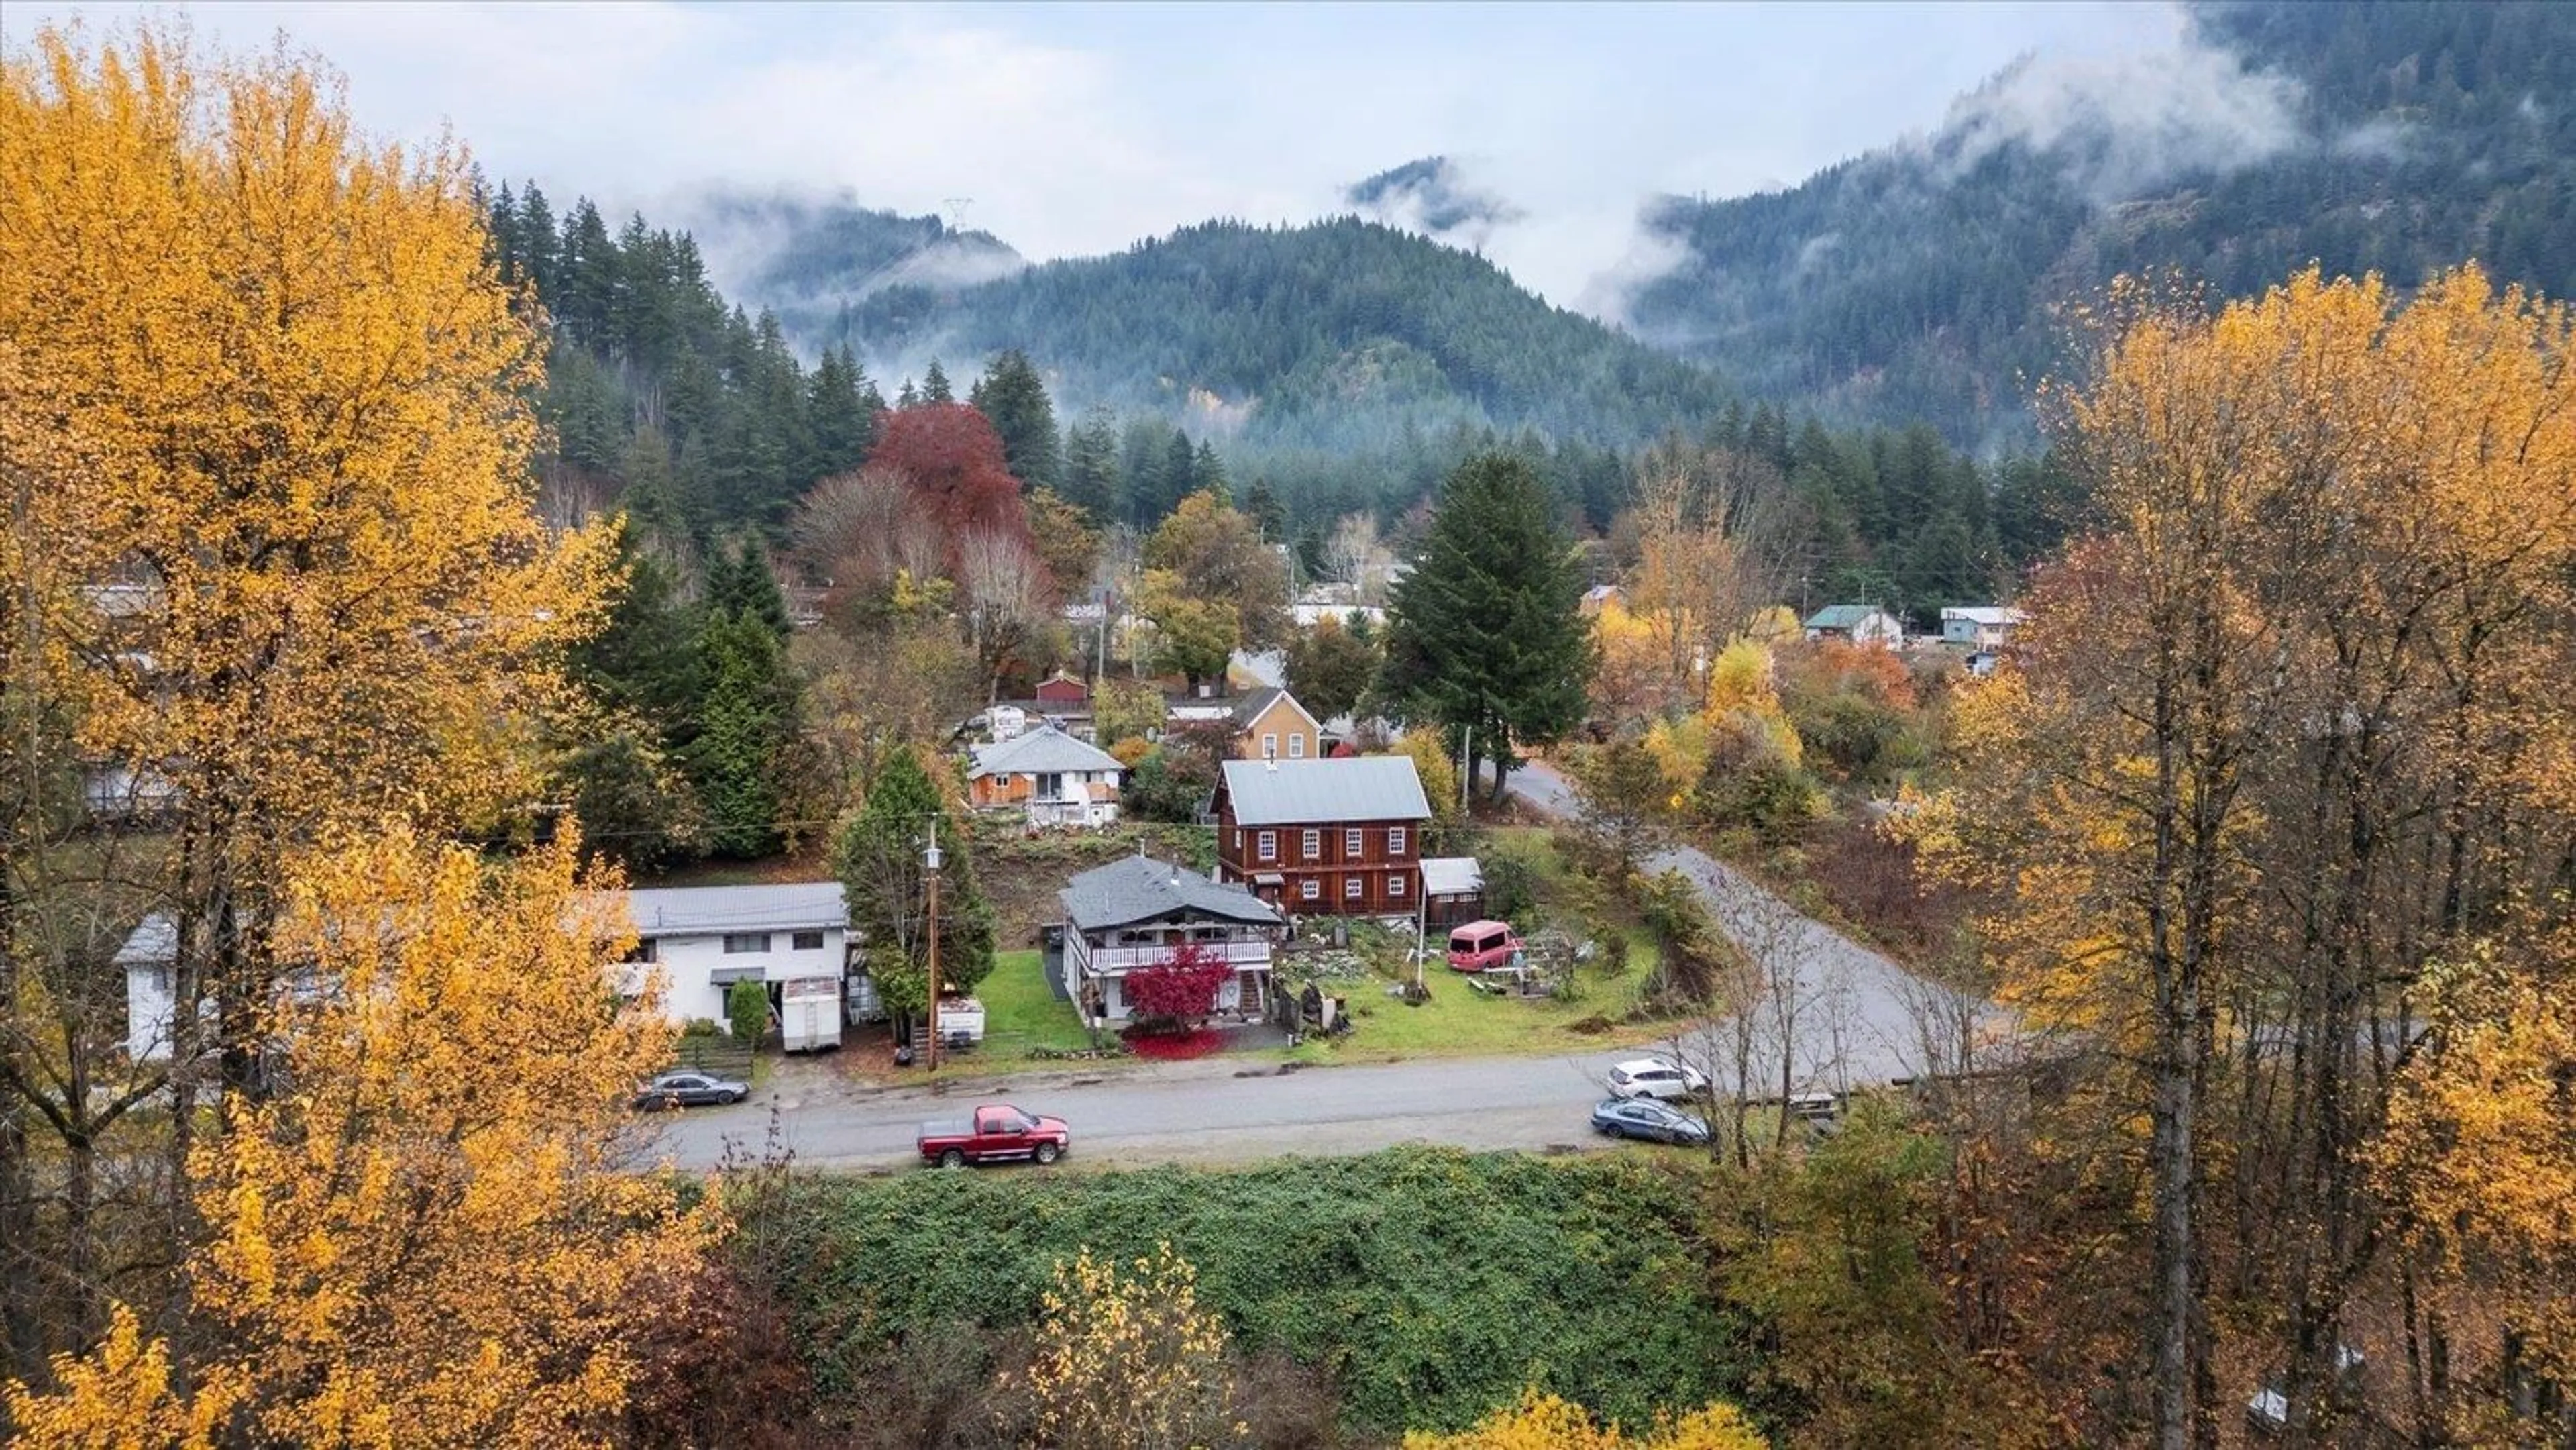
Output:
(967, 723), (1125, 827)
(1212, 756), (1432, 917)
(1057, 855), (1285, 1023)
(1801, 604), (1904, 650)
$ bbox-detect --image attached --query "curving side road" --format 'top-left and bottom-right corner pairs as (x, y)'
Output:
(1502, 760), (1971, 1096)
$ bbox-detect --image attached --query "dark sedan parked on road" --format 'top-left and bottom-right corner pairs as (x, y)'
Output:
(1591, 1096), (1712, 1146)
(633, 1070), (749, 1111)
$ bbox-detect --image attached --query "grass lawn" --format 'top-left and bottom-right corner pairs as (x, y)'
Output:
(969, 947), (1100, 1068)
(1281, 938), (1668, 1066)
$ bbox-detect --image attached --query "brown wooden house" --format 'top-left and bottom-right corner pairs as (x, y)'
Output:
(1212, 756), (1432, 916)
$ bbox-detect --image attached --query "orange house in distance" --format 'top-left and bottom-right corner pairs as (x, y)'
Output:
(1228, 687), (1323, 762)
(967, 724), (1124, 828)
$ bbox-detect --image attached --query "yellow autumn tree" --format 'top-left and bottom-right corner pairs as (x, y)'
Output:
(1590, 599), (1674, 731)
(5, 825), (714, 1445)
(0, 23), (611, 1115)
(2374, 925), (2576, 1416)
(1405, 1388), (1766, 1450)
(0, 1306), (239, 1450)
(1909, 266), (2576, 1444)
(1000, 1243), (1242, 1450)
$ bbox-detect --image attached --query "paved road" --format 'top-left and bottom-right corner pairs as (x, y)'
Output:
(1502, 760), (1978, 1096)
(643, 762), (1974, 1174)
(647, 1047), (1656, 1172)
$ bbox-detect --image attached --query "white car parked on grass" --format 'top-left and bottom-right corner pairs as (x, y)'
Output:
(1607, 1056), (1707, 1101)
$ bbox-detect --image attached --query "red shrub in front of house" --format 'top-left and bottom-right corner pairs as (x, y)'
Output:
(1121, 941), (1234, 1033)
(1120, 1026), (1226, 1061)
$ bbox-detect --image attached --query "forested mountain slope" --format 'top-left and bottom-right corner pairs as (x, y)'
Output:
(804, 217), (1735, 454)
(1623, 0), (2576, 449)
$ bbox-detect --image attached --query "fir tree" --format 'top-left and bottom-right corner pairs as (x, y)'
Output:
(1381, 452), (1593, 800)
(688, 612), (792, 858)
(831, 749), (997, 1019)
(921, 358), (953, 403)
(968, 348), (1061, 488)
(1061, 405), (1122, 521)
(1192, 439), (1228, 501)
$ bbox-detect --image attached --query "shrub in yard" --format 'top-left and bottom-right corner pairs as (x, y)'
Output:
(1124, 941), (1234, 1033)
(727, 978), (771, 1042)
(680, 1016), (724, 1037)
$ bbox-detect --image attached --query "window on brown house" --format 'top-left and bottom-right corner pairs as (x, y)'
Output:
(1344, 827), (1363, 856)
(1389, 827), (1407, 856)
(1303, 828), (1320, 860)
(1257, 831), (1276, 861)
(1389, 874), (1406, 898)
(1344, 876), (1362, 900)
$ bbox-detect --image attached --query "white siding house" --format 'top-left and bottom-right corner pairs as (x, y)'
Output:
(620, 882), (849, 1036)
(119, 915), (184, 1062)
(1802, 604), (1905, 650)
(118, 882), (854, 1061)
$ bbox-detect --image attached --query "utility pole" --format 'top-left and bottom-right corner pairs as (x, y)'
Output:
(924, 820), (944, 1074)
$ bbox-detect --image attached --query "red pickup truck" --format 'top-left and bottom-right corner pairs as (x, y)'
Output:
(916, 1104), (1071, 1168)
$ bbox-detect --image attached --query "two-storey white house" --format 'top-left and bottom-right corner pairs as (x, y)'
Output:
(119, 881), (855, 1061)
(1057, 855), (1284, 1025)
(620, 882), (849, 1045)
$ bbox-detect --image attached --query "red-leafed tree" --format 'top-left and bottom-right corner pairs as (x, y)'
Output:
(864, 403), (1033, 562)
(1122, 941), (1235, 1033)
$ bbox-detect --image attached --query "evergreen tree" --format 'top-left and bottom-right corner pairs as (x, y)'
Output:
(1192, 439), (1228, 501)
(1242, 478), (1285, 541)
(920, 358), (953, 403)
(1381, 453), (1592, 800)
(1163, 429), (1200, 517)
(1060, 405), (1122, 521)
(805, 344), (879, 479)
(897, 376), (921, 410)
(968, 348), (1061, 487)
(688, 612), (793, 858)
(831, 749), (997, 1020)
(706, 535), (793, 637)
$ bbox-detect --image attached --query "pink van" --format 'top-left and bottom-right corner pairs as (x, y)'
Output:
(1445, 920), (1523, 973)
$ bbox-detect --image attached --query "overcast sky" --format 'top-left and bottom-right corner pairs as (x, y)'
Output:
(11, 1), (2202, 313)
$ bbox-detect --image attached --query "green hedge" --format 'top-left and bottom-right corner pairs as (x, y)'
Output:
(757, 1147), (1747, 1434)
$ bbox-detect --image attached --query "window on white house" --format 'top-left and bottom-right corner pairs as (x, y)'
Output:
(1302, 829), (1320, 860)
(623, 939), (658, 964)
(1257, 831), (1276, 861)
(1262, 732), (1278, 759)
(721, 933), (771, 954)
(1289, 733), (1305, 758)
(1301, 878), (1320, 901)
(1389, 874), (1406, 898)
(1344, 876), (1362, 900)
(1388, 827), (1407, 856)
(1344, 827), (1363, 856)
(791, 930), (825, 951)
(1035, 771), (1064, 801)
